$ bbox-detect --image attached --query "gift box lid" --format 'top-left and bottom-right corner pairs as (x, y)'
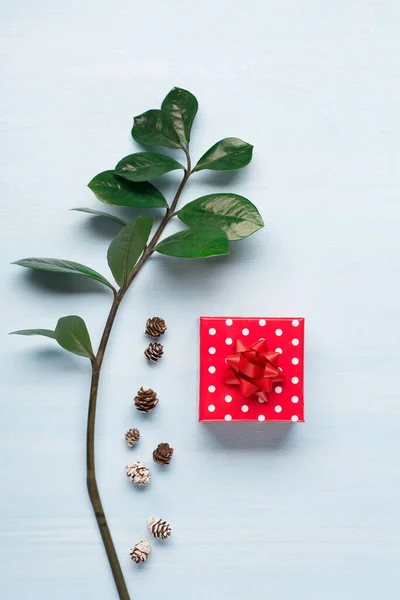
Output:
(199, 316), (305, 422)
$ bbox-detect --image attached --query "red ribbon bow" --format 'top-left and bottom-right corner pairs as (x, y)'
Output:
(224, 338), (283, 402)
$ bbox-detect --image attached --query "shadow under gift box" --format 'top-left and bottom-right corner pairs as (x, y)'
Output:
(199, 317), (304, 423)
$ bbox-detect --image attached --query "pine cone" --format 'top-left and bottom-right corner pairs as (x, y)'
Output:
(125, 428), (140, 448)
(144, 342), (164, 363)
(134, 386), (159, 413)
(148, 516), (171, 540)
(126, 461), (151, 486)
(130, 539), (151, 563)
(153, 442), (174, 466)
(145, 317), (167, 338)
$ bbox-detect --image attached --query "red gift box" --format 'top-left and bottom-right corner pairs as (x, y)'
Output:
(199, 317), (304, 422)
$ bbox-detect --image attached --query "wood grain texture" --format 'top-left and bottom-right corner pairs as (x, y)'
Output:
(1, 1), (400, 598)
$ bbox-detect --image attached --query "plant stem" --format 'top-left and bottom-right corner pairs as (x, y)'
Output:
(86, 147), (191, 599)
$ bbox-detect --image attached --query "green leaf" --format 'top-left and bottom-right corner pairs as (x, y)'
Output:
(155, 226), (229, 258)
(12, 258), (115, 291)
(71, 208), (127, 227)
(115, 153), (184, 182)
(161, 87), (198, 144)
(107, 216), (153, 286)
(178, 193), (264, 240)
(9, 329), (56, 339)
(55, 316), (94, 359)
(132, 109), (181, 149)
(193, 138), (253, 172)
(88, 170), (167, 208)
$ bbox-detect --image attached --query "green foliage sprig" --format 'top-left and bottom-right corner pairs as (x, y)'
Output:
(10, 87), (263, 600)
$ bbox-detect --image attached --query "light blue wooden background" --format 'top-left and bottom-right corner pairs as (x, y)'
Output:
(1, 1), (400, 599)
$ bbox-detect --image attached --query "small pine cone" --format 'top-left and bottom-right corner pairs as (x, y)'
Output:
(153, 442), (174, 466)
(126, 461), (151, 486)
(145, 317), (167, 338)
(125, 428), (140, 448)
(130, 539), (151, 563)
(144, 342), (164, 363)
(134, 386), (159, 413)
(148, 516), (171, 540)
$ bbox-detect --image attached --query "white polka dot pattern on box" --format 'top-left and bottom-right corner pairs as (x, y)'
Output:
(200, 317), (304, 422)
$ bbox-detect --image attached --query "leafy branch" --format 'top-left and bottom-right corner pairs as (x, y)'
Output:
(10, 87), (264, 600)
